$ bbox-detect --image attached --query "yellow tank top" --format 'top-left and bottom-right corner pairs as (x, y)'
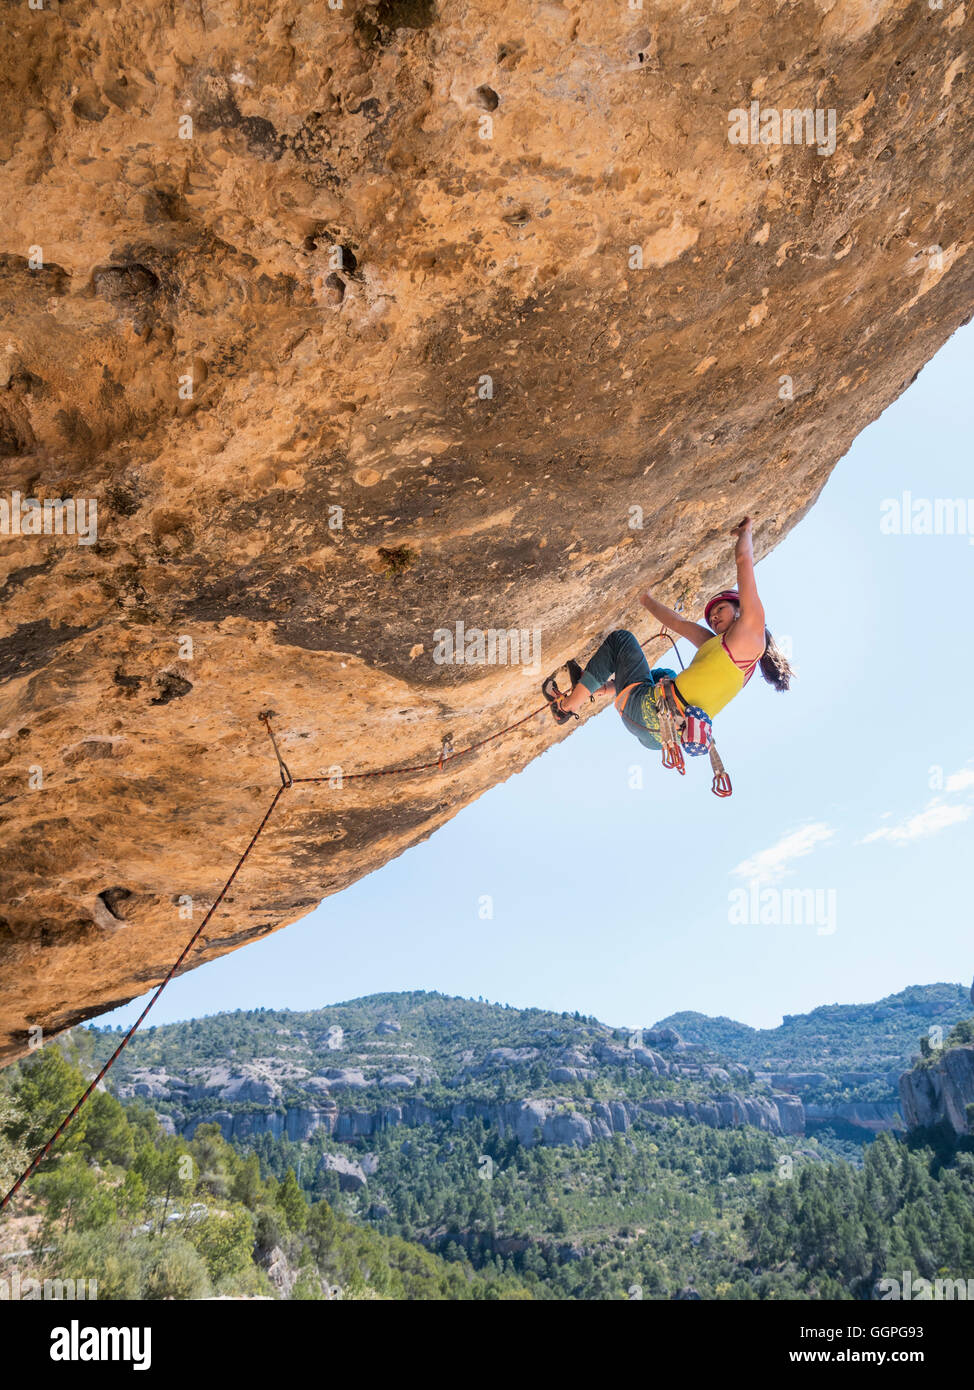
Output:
(675, 635), (757, 718)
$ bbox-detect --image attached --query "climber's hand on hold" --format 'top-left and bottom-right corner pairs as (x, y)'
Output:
(732, 516), (755, 563)
(640, 590), (712, 650)
(732, 515), (765, 637)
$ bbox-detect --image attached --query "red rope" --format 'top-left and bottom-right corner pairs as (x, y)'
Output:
(294, 701), (547, 784)
(1, 628), (677, 1210)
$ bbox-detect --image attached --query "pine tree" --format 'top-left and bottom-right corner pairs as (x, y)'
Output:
(277, 1167), (308, 1233)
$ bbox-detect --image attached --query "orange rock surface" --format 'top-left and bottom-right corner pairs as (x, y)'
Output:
(1, 0), (972, 1061)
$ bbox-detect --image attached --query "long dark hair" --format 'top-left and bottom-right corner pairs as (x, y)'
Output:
(759, 628), (794, 691)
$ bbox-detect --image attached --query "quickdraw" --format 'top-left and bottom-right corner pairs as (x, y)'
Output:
(709, 743), (733, 798)
(652, 676), (686, 776)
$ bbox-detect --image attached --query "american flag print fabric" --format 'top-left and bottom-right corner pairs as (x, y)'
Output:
(681, 703), (713, 756)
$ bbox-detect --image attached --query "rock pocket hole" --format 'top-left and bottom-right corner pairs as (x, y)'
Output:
(474, 85), (499, 110)
(376, 545), (416, 575)
(113, 668), (143, 693)
(375, 0), (435, 31)
(334, 244), (358, 274)
(151, 672), (193, 705)
(97, 887), (132, 921)
(92, 263), (160, 303)
(0, 404), (34, 457)
(73, 95), (109, 122)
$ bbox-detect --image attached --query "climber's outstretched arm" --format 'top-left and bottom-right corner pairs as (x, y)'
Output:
(639, 591), (711, 649)
(731, 517), (766, 641)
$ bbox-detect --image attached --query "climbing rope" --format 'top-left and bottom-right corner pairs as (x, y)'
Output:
(0, 785), (287, 1211)
(259, 709), (293, 787)
(0, 624), (713, 1211)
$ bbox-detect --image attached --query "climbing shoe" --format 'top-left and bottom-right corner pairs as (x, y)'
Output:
(542, 672), (578, 723)
(566, 658), (584, 686)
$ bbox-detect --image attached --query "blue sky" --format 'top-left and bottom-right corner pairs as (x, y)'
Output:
(98, 323), (974, 1034)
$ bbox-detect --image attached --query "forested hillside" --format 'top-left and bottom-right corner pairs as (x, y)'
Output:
(1, 988), (972, 1300)
(81, 984), (971, 1150)
(2, 1038), (972, 1300)
(661, 984), (969, 1069)
(0, 1045), (527, 1300)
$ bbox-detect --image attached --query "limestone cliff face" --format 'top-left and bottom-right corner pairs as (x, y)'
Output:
(2, 1), (973, 1060)
(804, 1101), (904, 1133)
(114, 1024), (807, 1144)
(899, 1046), (974, 1134)
(169, 1091), (805, 1147)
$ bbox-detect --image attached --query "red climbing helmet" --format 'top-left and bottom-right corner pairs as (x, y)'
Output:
(704, 589), (741, 628)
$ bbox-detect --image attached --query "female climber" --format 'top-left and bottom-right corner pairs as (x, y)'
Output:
(542, 517), (793, 768)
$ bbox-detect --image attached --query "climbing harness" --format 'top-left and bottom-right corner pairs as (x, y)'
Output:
(612, 631), (734, 798)
(1, 622), (732, 1212)
(654, 675), (733, 797)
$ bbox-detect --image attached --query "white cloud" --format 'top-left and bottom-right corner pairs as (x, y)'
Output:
(860, 801), (972, 845)
(731, 822), (835, 884)
(945, 767), (974, 793)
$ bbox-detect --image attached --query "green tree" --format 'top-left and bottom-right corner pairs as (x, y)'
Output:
(9, 1046), (88, 1156)
(277, 1168), (308, 1233)
(232, 1151), (263, 1207)
(117, 1168), (148, 1221)
(305, 1199), (338, 1267)
(135, 1136), (194, 1232)
(142, 1236), (212, 1299)
(83, 1090), (136, 1168)
(0, 1089), (30, 1191)
(190, 1124), (234, 1199)
(35, 1153), (115, 1235)
(184, 1207), (255, 1286)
